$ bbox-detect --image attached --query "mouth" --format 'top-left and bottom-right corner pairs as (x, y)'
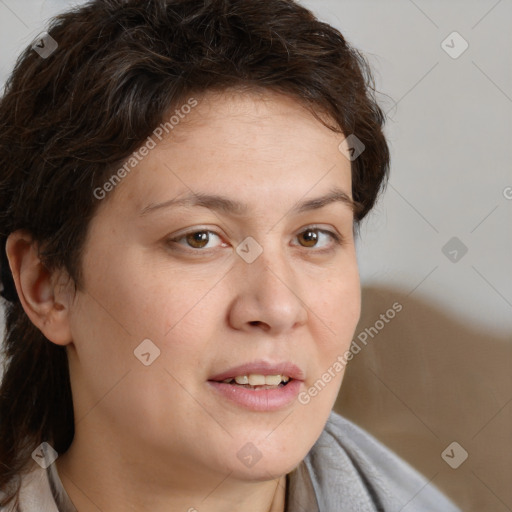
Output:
(207, 361), (304, 411)
(215, 374), (292, 390)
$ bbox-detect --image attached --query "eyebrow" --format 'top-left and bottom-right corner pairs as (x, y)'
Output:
(140, 187), (357, 217)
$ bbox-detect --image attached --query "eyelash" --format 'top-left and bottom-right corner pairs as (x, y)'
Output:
(166, 226), (344, 254)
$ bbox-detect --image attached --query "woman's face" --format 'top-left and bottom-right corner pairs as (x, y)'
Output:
(65, 89), (361, 485)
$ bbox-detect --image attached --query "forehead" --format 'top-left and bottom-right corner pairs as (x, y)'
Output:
(97, 89), (352, 218)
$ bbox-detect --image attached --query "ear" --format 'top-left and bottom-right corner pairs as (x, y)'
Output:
(5, 229), (73, 346)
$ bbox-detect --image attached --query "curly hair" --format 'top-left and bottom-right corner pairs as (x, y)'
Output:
(0, 0), (389, 506)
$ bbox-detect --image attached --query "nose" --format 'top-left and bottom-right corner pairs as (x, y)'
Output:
(227, 243), (308, 334)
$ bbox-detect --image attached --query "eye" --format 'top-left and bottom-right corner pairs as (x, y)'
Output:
(168, 229), (225, 251)
(294, 226), (342, 250)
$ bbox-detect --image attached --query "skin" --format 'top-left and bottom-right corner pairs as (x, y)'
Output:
(7, 88), (361, 512)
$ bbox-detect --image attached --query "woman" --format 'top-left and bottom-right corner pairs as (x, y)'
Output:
(0, 0), (461, 510)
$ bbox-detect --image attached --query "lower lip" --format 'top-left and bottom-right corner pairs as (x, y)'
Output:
(207, 380), (302, 412)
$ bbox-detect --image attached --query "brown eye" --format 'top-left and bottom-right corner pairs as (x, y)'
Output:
(167, 229), (225, 252)
(297, 229), (319, 248)
(185, 231), (210, 249)
(294, 227), (343, 251)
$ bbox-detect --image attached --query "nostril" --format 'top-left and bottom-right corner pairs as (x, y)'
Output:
(248, 321), (271, 332)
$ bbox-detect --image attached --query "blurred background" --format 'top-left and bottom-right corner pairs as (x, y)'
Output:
(0, 1), (511, 510)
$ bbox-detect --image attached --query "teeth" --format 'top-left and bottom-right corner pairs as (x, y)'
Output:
(222, 374), (290, 385)
(248, 374), (266, 386)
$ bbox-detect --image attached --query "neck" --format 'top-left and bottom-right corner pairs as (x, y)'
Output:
(56, 444), (287, 512)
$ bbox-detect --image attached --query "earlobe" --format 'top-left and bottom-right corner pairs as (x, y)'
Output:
(5, 230), (73, 346)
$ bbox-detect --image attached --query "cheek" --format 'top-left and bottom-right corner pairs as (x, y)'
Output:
(81, 250), (216, 340)
(314, 265), (361, 345)
(295, 270), (361, 455)
(306, 262), (360, 405)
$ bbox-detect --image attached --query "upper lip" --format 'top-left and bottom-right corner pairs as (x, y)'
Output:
(208, 360), (305, 382)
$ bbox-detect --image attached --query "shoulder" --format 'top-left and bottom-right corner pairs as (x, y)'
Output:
(0, 465), (59, 512)
(302, 411), (462, 511)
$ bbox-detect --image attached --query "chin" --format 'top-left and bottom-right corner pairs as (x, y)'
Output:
(219, 440), (307, 480)
(228, 458), (298, 482)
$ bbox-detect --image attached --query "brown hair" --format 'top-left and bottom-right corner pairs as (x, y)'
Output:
(0, 0), (389, 505)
